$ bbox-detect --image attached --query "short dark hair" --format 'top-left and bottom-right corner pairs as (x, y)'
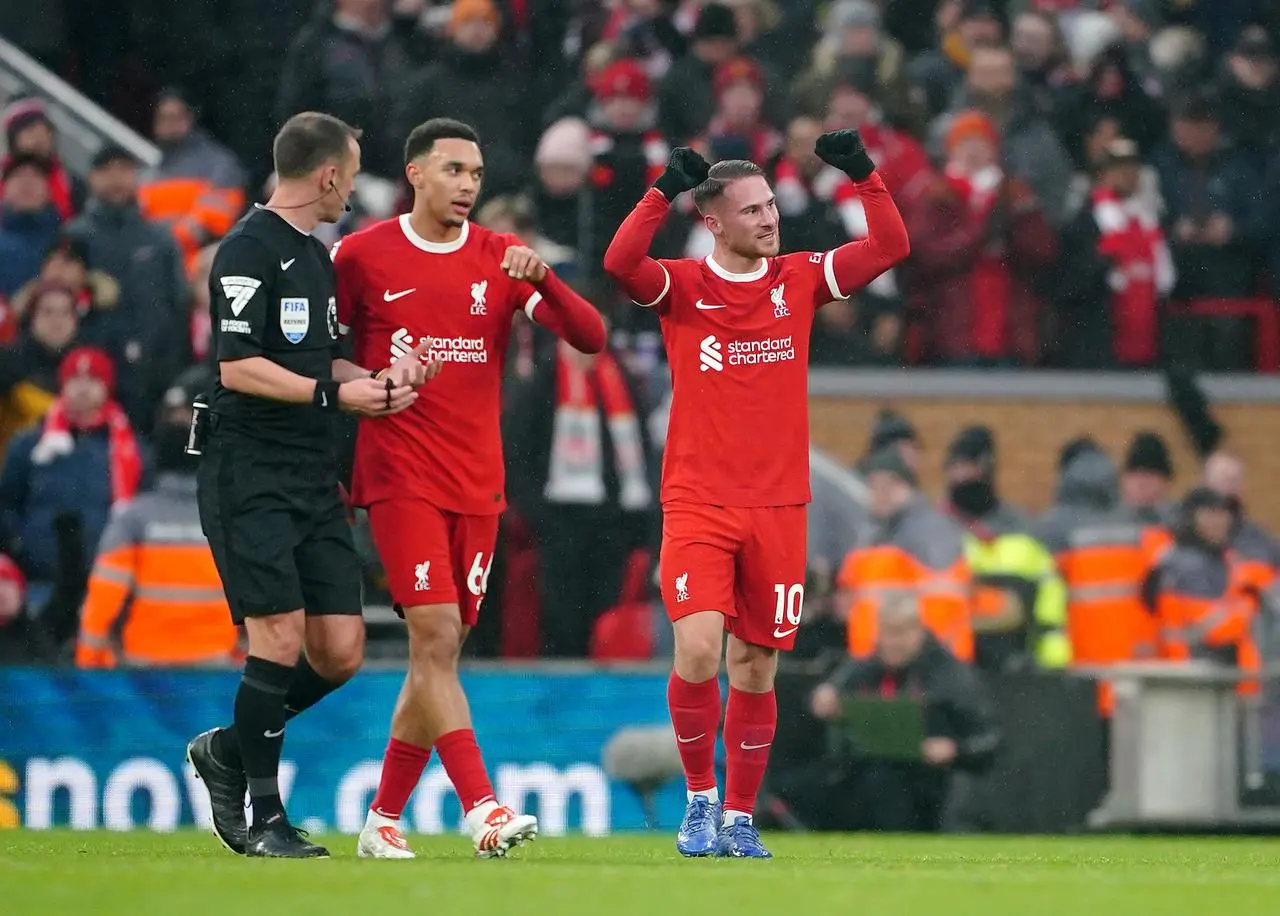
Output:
(404, 118), (481, 165)
(273, 112), (361, 180)
(691, 159), (766, 212)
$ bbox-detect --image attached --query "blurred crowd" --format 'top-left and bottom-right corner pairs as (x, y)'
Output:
(0, 0), (1278, 677)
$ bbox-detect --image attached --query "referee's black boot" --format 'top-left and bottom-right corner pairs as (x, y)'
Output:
(246, 816), (330, 859)
(186, 728), (248, 854)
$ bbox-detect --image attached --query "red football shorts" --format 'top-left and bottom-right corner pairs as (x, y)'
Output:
(366, 500), (498, 625)
(658, 502), (808, 651)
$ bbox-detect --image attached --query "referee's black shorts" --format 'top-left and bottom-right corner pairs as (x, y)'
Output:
(197, 438), (363, 624)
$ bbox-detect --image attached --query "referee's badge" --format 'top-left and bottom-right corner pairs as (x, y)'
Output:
(327, 297), (338, 340)
(280, 297), (309, 344)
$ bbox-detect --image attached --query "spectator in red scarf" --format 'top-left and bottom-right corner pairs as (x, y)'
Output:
(0, 97), (84, 221)
(504, 334), (658, 657)
(700, 56), (784, 166)
(0, 346), (144, 608)
(1054, 137), (1174, 368)
(587, 58), (672, 261)
(902, 110), (1057, 366)
(822, 65), (933, 202)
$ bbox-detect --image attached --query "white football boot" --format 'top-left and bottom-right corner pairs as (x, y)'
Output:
(357, 809), (416, 859)
(465, 801), (538, 858)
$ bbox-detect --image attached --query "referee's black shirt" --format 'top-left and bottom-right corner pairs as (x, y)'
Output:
(208, 205), (342, 455)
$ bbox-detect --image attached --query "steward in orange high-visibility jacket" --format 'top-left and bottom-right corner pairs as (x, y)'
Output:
(838, 447), (972, 662)
(1144, 487), (1263, 694)
(76, 369), (238, 667)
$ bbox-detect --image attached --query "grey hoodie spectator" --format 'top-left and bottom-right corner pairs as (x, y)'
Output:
(906, 0), (1005, 120)
(931, 44), (1074, 226)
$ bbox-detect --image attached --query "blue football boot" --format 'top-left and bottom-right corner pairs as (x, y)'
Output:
(675, 794), (721, 857)
(715, 815), (772, 858)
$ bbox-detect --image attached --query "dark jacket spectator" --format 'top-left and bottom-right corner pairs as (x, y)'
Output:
(1153, 93), (1263, 303)
(792, 2), (921, 134)
(1057, 43), (1167, 166)
(906, 0), (1005, 120)
(0, 348), (144, 589)
(1214, 26), (1280, 161)
(276, 0), (433, 178)
(66, 146), (190, 434)
(905, 112), (1057, 366)
(657, 3), (748, 144)
(531, 118), (591, 261)
(394, 0), (531, 197)
(0, 155), (61, 300)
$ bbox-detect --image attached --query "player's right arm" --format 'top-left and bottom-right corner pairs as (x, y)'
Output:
(214, 236), (416, 416)
(603, 147), (710, 308)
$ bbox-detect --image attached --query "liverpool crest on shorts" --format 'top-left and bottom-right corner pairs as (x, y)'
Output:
(280, 297), (309, 344)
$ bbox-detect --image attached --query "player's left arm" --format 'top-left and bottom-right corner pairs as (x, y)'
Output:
(503, 245), (606, 354)
(813, 130), (912, 301)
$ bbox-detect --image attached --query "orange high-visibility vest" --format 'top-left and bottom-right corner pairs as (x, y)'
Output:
(838, 544), (973, 661)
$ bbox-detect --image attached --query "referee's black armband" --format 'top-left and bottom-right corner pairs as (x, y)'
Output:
(313, 379), (340, 412)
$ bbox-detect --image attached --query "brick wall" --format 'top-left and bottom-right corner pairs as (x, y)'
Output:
(809, 396), (1280, 532)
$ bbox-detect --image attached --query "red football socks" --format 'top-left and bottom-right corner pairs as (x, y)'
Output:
(722, 687), (777, 817)
(435, 729), (496, 812)
(369, 738), (431, 819)
(667, 672), (722, 793)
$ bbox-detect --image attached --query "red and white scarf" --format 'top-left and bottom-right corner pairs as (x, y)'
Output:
(944, 164), (1013, 357)
(545, 348), (651, 511)
(775, 156), (899, 297)
(1091, 186), (1175, 366)
(31, 398), (142, 506)
(590, 129), (668, 190)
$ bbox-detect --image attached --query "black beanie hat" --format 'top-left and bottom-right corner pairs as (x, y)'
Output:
(1124, 431), (1173, 477)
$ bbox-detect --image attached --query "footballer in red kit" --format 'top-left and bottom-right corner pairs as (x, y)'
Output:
(603, 132), (909, 857)
(334, 118), (606, 860)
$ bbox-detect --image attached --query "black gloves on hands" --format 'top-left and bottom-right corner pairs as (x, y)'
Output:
(654, 147), (711, 200)
(815, 129), (876, 182)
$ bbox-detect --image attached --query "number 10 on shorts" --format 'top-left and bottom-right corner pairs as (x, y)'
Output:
(773, 583), (804, 627)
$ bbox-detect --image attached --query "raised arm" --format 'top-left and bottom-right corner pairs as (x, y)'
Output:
(814, 130), (912, 297)
(603, 147), (710, 307)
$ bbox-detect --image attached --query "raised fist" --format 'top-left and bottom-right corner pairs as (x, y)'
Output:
(654, 147), (711, 200)
(815, 129), (876, 181)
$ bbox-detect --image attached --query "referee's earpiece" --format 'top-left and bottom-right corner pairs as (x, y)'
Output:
(330, 180), (352, 213)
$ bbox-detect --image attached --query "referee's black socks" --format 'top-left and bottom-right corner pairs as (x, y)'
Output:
(212, 656), (346, 772)
(233, 655), (294, 826)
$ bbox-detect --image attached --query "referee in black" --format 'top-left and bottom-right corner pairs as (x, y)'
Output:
(185, 112), (435, 858)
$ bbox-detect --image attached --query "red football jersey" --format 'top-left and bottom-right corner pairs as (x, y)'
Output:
(648, 251), (846, 507)
(333, 217), (539, 515)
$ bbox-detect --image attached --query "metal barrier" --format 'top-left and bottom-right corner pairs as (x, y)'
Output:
(0, 33), (157, 173)
(1084, 662), (1280, 830)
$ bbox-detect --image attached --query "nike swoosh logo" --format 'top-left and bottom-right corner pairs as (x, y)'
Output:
(384, 288), (416, 302)
(280, 259), (295, 271)
(319, 392), (328, 408)
(695, 299), (726, 310)
(676, 733), (706, 744)
(263, 728), (284, 738)
(772, 626), (798, 639)
(740, 741), (772, 751)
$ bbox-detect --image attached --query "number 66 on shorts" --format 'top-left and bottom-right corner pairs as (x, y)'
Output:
(659, 502), (808, 651)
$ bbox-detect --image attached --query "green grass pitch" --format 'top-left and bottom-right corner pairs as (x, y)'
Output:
(2, 831), (1278, 915)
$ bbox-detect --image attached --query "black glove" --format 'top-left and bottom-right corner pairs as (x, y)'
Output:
(815, 129), (876, 181)
(653, 147), (711, 200)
